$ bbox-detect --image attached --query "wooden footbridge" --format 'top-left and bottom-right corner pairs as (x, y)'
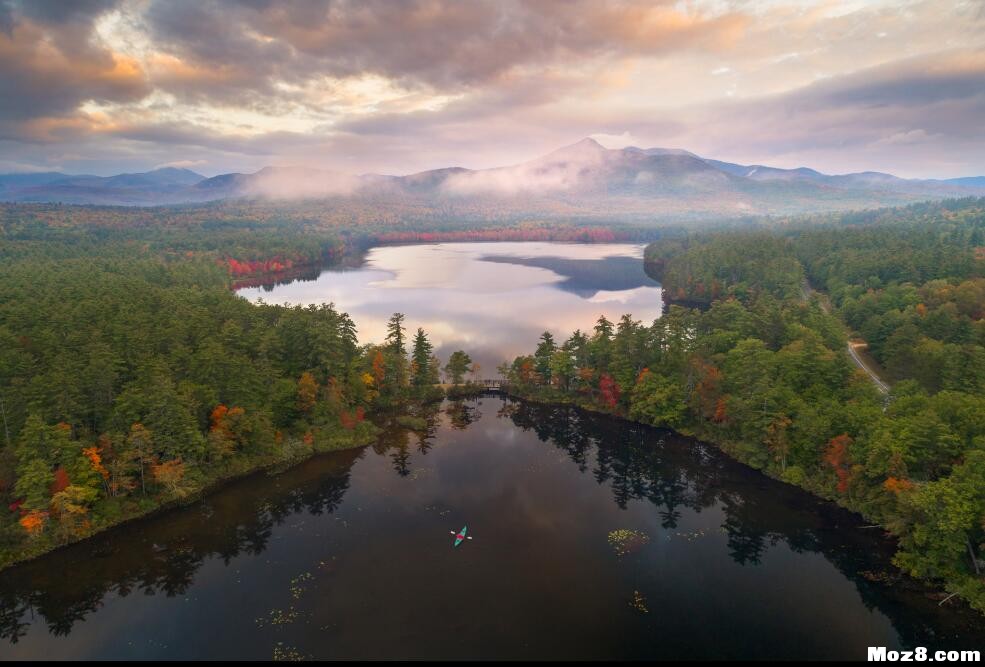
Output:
(478, 379), (506, 393)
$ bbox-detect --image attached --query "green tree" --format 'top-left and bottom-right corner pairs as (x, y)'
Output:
(628, 370), (687, 429)
(534, 332), (556, 384)
(410, 328), (434, 386)
(444, 351), (473, 385)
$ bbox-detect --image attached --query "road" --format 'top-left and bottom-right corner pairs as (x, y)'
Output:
(802, 278), (890, 395)
(847, 341), (890, 394)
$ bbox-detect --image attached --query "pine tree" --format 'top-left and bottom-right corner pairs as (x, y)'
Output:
(410, 328), (434, 386)
(386, 313), (407, 356)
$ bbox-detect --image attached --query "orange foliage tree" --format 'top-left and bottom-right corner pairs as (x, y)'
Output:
(824, 434), (854, 494)
(19, 511), (47, 537)
(297, 372), (319, 413)
(151, 459), (188, 497)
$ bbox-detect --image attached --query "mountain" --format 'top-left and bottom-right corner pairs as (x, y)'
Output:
(1, 141), (983, 219)
(943, 176), (985, 189)
(194, 166), (375, 200)
(701, 158), (978, 197)
(0, 172), (75, 192)
(396, 138), (739, 198)
(1, 168), (206, 205)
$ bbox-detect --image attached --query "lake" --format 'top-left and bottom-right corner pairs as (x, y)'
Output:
(235, 242), (665, 373)
(2, 242), (983, 659)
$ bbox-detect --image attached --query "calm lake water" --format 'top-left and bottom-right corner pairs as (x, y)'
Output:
(3, 243), (983, 659)
(236, 242), (665, 373)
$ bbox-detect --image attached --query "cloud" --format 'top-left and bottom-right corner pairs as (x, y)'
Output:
(0, 0), (148, 139)
(440, 138), (610, 195)
(0, 0), (984, 178)
(627, 48), (985, 177)
(242, 167), (364, 199)
(141, 0), (747, 95)
(154, 159), (207, 170)
(590, 132), (640, 149)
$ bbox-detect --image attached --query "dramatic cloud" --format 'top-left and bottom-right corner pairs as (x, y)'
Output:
(1, 0), (983, 178)
(0, 0), (147, 139)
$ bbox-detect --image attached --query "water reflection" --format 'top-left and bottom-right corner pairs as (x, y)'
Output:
(480, 254), (656, 298)
(235, 242), (664, 372)
(2, 399), (983, 658)
(0, 449), (361, 647)
(500, 400), (985, 651)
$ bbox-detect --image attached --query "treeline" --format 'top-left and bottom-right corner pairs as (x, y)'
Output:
(507, 198), (985, 612)
(645, 233), (804, 304)
(373, 226), (629, 244)
(0, 232), (470, 566)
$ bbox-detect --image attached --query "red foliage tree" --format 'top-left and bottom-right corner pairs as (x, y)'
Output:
(824, 434), (853, 494)
(599, 373), (621, 409)
(50, 467), (70, 495)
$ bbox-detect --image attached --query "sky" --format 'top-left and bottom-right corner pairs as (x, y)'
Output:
(1, 0), (983, 179)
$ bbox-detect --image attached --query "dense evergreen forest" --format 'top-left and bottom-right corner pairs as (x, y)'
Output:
(505, 197), (985, 611)
(0, 204), (485, 567)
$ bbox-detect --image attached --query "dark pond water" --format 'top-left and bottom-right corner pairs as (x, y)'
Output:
(3, 242), (984, 660)
(2, 400), (983, 660)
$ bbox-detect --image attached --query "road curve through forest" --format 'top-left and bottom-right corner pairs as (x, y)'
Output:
(801, 279), (890, 395)
(846, 342), (890, 394)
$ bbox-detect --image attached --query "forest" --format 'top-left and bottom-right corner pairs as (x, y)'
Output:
(0, 204), (485, 568)
(3, 195), (984, 614)
(505, 197), (985, 612)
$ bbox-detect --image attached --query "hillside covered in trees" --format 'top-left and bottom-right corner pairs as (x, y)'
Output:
(506, 197), (985, 611)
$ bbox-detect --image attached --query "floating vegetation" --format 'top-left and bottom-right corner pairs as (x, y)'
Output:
(630, 590), (649, 614)
(608, 529), (650, 556)
(290, 572), (314, 600)
(256, 607), (299, 627)
(273, 643), (307, 661)
(859, 570), (898, 584)
(672, 529), (707, 542)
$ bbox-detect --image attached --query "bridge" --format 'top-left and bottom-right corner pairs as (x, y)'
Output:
(478, 379), (506, 392)
(443, 379), (508, 394)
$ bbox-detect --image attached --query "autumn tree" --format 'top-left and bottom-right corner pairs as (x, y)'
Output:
(297, 372), (319, 414)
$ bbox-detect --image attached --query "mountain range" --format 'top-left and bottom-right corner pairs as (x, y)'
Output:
(3, 139), (983, 218)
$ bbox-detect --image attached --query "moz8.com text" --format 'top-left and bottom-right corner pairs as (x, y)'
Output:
(868, 648), (981, 662)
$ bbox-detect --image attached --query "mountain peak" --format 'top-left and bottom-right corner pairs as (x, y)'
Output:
(574, 137), (605, 149)
(538, 137), (609, 163)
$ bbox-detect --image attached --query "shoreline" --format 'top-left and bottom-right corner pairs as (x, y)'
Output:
(0, 388), (476, 573)
(499, 386), (985, 620)
(0, 425), (380, 573)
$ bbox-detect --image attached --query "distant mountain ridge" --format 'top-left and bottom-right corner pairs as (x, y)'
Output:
(0, 167), (205, 205)
(1, 139), (983, 217)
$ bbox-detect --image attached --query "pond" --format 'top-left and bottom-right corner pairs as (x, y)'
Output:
(2, 242), (983, 659)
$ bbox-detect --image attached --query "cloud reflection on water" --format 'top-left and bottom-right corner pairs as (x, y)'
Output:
(236, 242), (663, 372)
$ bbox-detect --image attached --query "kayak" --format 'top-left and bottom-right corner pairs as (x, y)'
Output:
(454, 525), (468, 547)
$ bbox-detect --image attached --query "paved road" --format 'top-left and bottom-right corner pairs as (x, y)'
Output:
(802, 278), (890, 395)
(847, 342), (890, 394)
